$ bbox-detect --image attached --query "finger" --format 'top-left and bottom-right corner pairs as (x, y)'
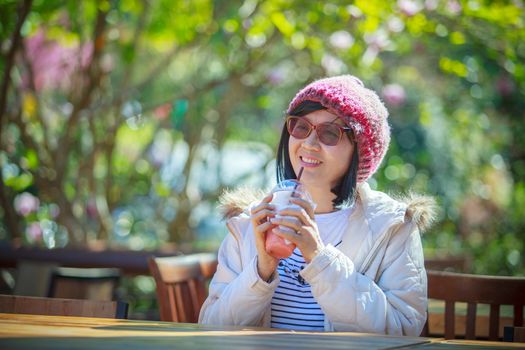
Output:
(250, 208), (275, 226)
(250, 203), (274, 216)
(261, 193), (273, 204)
(255, 221), (273, 234)
(249, 195), (275, 215)
(265, 193), (273, 200)
(289, 197), (315, 219)
(269, 216), (302, 232)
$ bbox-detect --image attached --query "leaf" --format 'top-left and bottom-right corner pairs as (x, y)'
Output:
(24, 149), (39, 170)
(5, 173), (33, 191)
(270, 12), (294, 37)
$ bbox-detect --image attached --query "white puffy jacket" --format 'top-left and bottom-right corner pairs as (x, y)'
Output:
(199, 183), (436, 336)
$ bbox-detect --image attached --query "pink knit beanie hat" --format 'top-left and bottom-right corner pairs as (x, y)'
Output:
(287, 75), (390, 183)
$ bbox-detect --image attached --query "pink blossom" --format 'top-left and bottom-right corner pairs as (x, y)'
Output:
(329, 31), (355, 50)
(23, 29), (93, 92)
(346, 5), (363, 19)
(387, 17), (405, 33)
(321, 54), (346, 75)
(446, 0), (462, 15)
(267, 64), (291, 86)
(14, 192), (40, 216)
(267, 70), (283, 85)
(398, 0), (423, 16)
(382, 84), (407, 107)
(26, 222), (43, 242)
(425, 0), (439, 10)
(364, 30), (391, 51)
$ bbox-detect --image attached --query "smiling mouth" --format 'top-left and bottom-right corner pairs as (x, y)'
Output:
(300, 156), (321, 166)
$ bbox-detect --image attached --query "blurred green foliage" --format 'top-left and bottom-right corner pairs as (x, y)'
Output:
(1, 0), (524, 277)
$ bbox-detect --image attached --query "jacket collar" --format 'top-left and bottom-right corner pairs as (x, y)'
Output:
(220, 182), (437, 236)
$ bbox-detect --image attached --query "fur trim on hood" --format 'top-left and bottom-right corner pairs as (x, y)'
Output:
(218, 186), (438, 233)
(218, 187), (268, 220)
(398, 192), (438, 233)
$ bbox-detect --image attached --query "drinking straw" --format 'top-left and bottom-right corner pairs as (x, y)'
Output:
(291, 167), (304, 197)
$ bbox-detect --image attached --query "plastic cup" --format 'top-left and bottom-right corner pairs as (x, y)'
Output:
(264, 180), (314, 259)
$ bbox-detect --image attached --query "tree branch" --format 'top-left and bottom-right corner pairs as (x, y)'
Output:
(19, 42), (53, 161)
(0, 0), (32, 142)
(103, 0), (151, 214)
(54, 7), (109, 185)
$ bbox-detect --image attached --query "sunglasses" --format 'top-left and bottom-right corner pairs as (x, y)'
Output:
(286, 116), (353, 146)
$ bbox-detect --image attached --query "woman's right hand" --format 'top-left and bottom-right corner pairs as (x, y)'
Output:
(249, 194), (279, 281)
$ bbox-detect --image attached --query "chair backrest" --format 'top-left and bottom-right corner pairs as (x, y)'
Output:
(48, 267), (121, 301)
(148, 253), (217, 323)
(13, 260), (58, 297)
(14, 260), (121, 302)
(424, 270), (525, 341)
(0, 294), (128, 319)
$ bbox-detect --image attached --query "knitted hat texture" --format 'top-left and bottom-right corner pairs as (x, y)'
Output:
(287, 75), (390, 183)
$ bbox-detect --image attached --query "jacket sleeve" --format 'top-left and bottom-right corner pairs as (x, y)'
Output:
(300, 221), (427, 336)
(198, 229), (279, 326)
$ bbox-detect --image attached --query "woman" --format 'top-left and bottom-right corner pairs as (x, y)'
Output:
(199, 75), (435, 336)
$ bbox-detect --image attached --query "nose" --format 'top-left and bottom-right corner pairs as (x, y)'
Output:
(301, 129), (321, 150)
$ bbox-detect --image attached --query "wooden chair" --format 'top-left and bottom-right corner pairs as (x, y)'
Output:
(48, 267), (121, 301)
(422, 270), (525, 341)
(0, 294), (128, 319)
(14, 260), (121, 301)
(504, 326), (525, 342)
(13, 260), (58, 297)
(148, 253), (217, 323)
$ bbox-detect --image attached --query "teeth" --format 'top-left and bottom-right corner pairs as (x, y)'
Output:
(301, 157), (321, 164)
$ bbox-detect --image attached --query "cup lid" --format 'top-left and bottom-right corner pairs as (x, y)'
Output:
(273, 179), (315, 208)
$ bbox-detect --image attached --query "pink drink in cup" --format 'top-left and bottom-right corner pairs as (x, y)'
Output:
(265, 177), (314, 259)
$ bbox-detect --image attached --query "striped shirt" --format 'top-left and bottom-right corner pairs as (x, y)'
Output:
(270, 207), (352, 331)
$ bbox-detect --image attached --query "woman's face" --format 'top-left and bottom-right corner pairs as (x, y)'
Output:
(288, 110), (354, 191)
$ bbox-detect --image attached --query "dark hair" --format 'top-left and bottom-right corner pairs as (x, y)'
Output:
(276, 100), (358, 208)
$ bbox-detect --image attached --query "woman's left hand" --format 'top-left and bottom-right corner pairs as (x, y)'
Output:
(269, 197), (324, 263)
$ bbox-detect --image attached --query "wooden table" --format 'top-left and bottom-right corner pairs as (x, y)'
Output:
(406, 340), (525, 349)
(0, 313), (523, 350)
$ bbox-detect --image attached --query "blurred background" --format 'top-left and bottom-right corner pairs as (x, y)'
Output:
(1, 0), (524, 318)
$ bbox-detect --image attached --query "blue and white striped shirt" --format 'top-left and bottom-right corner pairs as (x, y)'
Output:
(270, 207), (351, 331)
